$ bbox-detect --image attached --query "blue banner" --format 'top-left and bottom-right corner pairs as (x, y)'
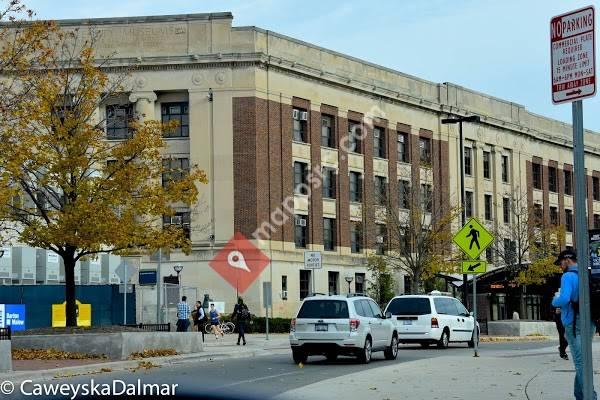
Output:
(0, 304), (26, 331)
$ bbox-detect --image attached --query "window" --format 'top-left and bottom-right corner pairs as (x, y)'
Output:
(161, 102), (189, 138)
(486, 247), (495, 263)
(594, 177), (600, 201)
(595, 214), (600, 229)
(548, 166), (557, 193)
(550, 206), (559, 226)
(163, 211), (191, 239)
(483, 151), (491, 179)
(464, 147), (472, 176)
(465, 191), (474, 218)
(566, 209), (573, 233)
(501, 155), (509, 183)
(348, 121), (362, 154)
(421, 184), (433, 213)
(386, 297), (431, 315)
(355, 300), (374, 318)
(375, 224), (387, 255)
(295, 215), (308, 248)
(321, 114), (335, 148)
(532, 163), (542, 190)
(294, 162), (309, 195)
(299, 270), (311, 300)
(419, 137), (431, 165)
(504, 238), (516, 265)
(162, 158), (190, 188)
(322, 167), (336, 199)
(397, 132), (409, 163)
(367, 300), (384, 318)
(349, 171), (362, 202)
(323, 218), (336, 251)
(328, 271), (339, 295)
(293, 108), (308, 142)
(533, 203), (543, 224)
(484, 194), (493, 221)
(374, 176), (387, 205)
(355, 273), (365, 294)
(434, 298), (459, 316)
(373, 127), (386, 158)
(281, 275), (288, 300)
(351, 222), (362, 254)
(564, 170), (573, 195)
(398, 179), (411, 209)
(503, 197), (510, 224)
(106, 104), (133, 140)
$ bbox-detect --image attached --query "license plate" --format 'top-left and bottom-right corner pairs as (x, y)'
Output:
(315, 324), (328, 332)
(403, 320), (413, 325)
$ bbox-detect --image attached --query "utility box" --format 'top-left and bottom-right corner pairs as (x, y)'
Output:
(80, 258), (101, 284)
(59, 259), (81, 284)
(0, 247), (12, 284)
(101, 254), (121, 284)
(12, 247), (36, 284)
(36, 249), (60, 284)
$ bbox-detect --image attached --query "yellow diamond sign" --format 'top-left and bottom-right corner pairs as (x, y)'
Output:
(453, 217), (495, 260)
(461, 260), (487, 274)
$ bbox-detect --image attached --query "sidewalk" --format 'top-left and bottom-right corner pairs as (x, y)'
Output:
(278, 343), (600, 400)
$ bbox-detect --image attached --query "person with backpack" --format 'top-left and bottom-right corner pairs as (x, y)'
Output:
(192, 301), (206, 342)
(233, 297), (251, 346)
(552, 249), (598, 400)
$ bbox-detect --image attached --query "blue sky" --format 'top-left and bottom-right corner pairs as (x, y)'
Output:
(28, 0), (600, 131)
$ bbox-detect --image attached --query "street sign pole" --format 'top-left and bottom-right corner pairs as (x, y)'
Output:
(473, 273), (478, 357)
(123, 261), (127, 325)
(157, 248), (162, 324)
(573, 100), (594, 399)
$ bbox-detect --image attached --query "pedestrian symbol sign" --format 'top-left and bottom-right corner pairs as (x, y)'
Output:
(453, 217), (494, 260)
(461, 260), (487, 274)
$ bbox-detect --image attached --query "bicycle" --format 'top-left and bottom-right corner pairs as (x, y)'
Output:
(204, 320), (236, 334)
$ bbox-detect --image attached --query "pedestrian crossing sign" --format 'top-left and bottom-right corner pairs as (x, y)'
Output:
(461, 260), (487, 274)
(453, 217), (495, 260)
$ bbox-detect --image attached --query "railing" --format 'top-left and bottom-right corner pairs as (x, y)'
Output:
(124, 323), (171, 332)
(0, 326), (11, 340)
(477, 319), (488, 335)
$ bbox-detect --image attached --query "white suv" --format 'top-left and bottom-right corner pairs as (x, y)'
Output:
(384, 292), (478, 349)
(289, 294), (399, 364)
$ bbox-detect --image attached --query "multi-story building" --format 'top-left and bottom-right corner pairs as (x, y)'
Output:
(46, 13), (600, 320)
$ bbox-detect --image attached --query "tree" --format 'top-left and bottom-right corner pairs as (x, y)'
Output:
(0, 28), (207, 326)
(372, 170), (461, 294)
(366, 255), (396, 307)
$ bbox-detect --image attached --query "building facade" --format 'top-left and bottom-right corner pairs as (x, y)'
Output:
(39, 13), (600, 320)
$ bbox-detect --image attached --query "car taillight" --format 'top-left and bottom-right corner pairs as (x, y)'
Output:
(290, 318), (296, 332)
(350, 319), (360, 332)
(431, 317), (439, 328)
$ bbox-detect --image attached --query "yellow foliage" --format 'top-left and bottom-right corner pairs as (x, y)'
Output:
(12, 348), (107, 360)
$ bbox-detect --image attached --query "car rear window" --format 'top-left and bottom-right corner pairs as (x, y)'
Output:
(386, 298), (431, 315)
(297, 300), (349, 319)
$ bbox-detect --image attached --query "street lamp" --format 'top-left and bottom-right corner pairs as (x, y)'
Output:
(173, 264), (184, 285)
(441, 115), (481, 307)
(345, 275), (354, 294)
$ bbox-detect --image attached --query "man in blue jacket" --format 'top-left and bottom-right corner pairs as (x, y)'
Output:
(552, 249), (597, 400)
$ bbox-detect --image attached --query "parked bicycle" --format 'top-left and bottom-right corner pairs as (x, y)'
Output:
(205, 320), (235, 334)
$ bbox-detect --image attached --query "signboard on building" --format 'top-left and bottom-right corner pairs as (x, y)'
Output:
(304, 251), (322, 269)
(0, 304), (26, 331)
(551, 6), (596, 104)
(589, 229), (600, 275)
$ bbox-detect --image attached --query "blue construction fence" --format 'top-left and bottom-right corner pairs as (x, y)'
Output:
(0, 285), (136, 329)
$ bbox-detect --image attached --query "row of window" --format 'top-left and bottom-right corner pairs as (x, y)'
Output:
(106, 102), (189, 140)
(532, 163), (600, 200)
(295, 271), (366, 299)
(463, 148), (510, 183)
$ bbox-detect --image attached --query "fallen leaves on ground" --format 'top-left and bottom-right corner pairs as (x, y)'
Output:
(129, 361), (160, 372)
(12, 348), (107, 360)
(128, 348), (177, 360)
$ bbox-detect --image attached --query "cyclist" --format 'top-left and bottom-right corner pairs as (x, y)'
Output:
(209, 303), (224, 339)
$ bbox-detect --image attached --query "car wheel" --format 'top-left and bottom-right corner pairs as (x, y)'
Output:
(437, 330), (449, 349)
(326, 351), (338, 362)
(292, 349), (308, 364)
(384, 335), (399, 360)
(420, 342), (430, 349)
(357, 337), (372, 364)
(468, 329), (479, 348)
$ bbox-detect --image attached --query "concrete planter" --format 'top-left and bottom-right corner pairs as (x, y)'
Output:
(0, 341), (11, 372)
(487, 320), (557, 337)
(12, 332), (203, 360)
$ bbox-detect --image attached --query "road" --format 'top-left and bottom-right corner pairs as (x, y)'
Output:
(27, 340), (560, 400)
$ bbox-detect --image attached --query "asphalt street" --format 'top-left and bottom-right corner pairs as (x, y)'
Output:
(20, 340), (560, 400)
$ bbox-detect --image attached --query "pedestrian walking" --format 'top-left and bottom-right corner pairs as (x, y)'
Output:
(552, 249), (597, 400)
(209, 303), (224, 339)
(176, 296), (191, 332)
(554, 307), (569, 360)
(192, 301), (206, 342)
(233, 297), (251, 346)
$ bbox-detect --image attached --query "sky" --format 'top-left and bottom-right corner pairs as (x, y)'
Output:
(26, 0), (600, 131)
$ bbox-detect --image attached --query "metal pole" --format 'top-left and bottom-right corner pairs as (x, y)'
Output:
(156, 248), (162, 324)
(312, 270), (315, 295)
(123, 261), (127, 325)
(265, 301), (270, 340)
(473, 273), (479, 357)
(459, 121), (468, 307)
(572, 100), (594, 399)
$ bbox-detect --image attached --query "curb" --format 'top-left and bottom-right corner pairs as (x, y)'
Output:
(1, 349), (267, 383)
(480, 336), (551, 342)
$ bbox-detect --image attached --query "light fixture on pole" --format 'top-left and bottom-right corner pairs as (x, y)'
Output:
(345, 275), (354, 294)
(173, 264), (184, 284)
